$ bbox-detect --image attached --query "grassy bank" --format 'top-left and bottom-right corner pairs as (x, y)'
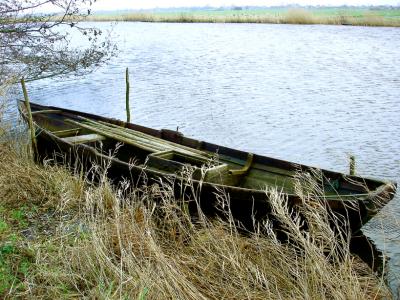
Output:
(87, 7), (400, 27)
(0, 119), (393, 298)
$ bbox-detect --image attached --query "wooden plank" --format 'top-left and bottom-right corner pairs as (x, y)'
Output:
(61, 133), (106, 145)
(65, 119), (159, 152)
(52, 128), (81, 137)
(31, 109), (62, 115)
(95, 119), (211, 159)
(77, 117), (210, 159)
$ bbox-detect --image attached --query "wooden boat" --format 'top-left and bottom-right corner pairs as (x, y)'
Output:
(19, 101), (396, 234)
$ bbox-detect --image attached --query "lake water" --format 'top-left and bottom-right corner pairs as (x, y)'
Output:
(27, 22), (400, 291)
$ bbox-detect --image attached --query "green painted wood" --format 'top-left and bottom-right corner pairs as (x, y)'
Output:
(31, 109), (62, 115)
(230, 153), (254, 176)
(95, 119), (211, 159)
(66, 119), (160, 152)
(125, 67), (131, 123)
(52, 128), (81, 137)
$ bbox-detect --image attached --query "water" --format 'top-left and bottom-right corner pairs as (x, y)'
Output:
(27, 22), (400, 291)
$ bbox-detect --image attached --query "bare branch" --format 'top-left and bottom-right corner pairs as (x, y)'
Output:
(0, 0), (114, 85)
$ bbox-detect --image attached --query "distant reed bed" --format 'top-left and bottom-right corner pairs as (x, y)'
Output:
(86, 8), (400, 27)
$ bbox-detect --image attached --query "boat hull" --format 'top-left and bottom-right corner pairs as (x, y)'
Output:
(20, 101), (397, 234)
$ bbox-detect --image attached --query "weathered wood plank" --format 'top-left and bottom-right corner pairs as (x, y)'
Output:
(31, 109), (62, 115)
(65, 119), (160, 152)
(52, 128), (81, 137)
(61, 133), (106, 145)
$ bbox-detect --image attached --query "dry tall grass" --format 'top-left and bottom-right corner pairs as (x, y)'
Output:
(85, 9), (400, 27)
(0, 117), (392, 299)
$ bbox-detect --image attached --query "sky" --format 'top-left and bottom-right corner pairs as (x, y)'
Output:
(90, 0), (400, 10)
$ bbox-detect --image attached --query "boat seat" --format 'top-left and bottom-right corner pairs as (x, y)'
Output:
(203, 163), (229, 183)
(61, 133), (106, 145)
(146, 150), (231, 184)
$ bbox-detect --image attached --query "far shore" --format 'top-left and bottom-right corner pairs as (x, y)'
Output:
(84, 7), (400, 27)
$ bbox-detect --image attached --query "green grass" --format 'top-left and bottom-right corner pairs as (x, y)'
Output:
(0, 205), (34, 296)
(86, 7), (400, 27)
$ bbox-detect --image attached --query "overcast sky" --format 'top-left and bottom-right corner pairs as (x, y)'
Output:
(90, 0), (399, 10)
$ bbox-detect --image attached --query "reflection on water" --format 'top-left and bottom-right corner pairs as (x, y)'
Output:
(26, 22), (400, 290)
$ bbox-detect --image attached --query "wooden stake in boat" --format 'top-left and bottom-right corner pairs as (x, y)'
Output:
(349, 155), (356, 175)
(125, 67), (131, 123)
(20, 78), (38, 156)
